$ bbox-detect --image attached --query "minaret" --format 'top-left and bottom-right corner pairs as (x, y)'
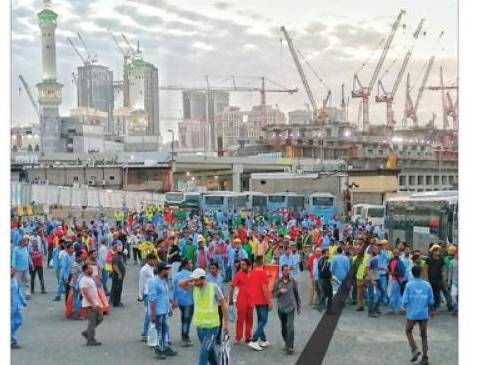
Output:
(36, 0), (63, 153)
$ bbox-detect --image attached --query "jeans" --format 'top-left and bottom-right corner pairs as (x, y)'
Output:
(314, 280), (323, 308)
(252, 305), (269, 342)
(55, 268), (64, 299)
(278, 309), (295, 349)
(11, 310), (22, 345)
(110, 274), (124, 306)
(367, 281), (380, 314)
(132, 247), (142, 263)
(141, 296), (149, 337)
(318, 278), (333, 310)
(101, 269), (110, 295)
(432, 282), (452, 309)
(388, 280), (403, 312)
(15, 270), (30, 297)
(155, 314), (169, 352)
(179, 305), (194, 341)
(377, 275), (388, 305)
(197, 327), (219, 365)
(30, 266), (45, 293)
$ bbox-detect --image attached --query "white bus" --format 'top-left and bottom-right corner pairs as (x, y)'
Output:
(360, 204), (385, 227)
(385, 191), (458, 252)
(237, 191), (268, 215)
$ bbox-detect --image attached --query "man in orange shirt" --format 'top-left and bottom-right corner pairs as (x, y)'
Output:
(248, 256), (272, 351)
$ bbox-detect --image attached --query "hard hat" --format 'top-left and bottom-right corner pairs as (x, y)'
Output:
(429, 244), (442, 252)
(197, 235), (205, 242)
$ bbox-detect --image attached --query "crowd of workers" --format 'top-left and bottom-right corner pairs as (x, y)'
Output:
(10, 205), (458, 365)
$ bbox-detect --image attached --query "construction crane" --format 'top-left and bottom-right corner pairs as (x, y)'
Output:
(352, 9), (406, 132)
(77, 32), (97, 63)
(66, 37), (87, 64)
(280, 26), (328, 124)
(121, 33), (136, 57)
(18, 75), (39, 117)
(439, 67), (458, 130)
(376, 18), (425, 127)
(341, 84), (346, 122)
(402, 31), (444, 127)
(159, 77), (298, 153)
(108, 29), (130, 107)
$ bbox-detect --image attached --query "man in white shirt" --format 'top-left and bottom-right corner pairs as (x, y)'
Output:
(79, 264), (103, 346)
(138, 253), (158, 342)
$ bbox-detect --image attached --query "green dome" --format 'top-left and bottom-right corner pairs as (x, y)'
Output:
(37, 9), (57, 24)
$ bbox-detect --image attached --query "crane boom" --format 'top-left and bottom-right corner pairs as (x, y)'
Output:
(159, 85), (298, 93)
(296, 49), (330, 91)
(280, 26), (318, 111)
(121, 33), (135, 56)
(77, 32), (97, 63)
(67, 37), (87, 64)
(367, 9), (406, 91)
(413, 56), (434, 115)
(18, 75), (39, 117)
(108, 28), (128, 57)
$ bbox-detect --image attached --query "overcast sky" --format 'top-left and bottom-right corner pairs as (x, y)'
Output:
(11, 0), (458, 137)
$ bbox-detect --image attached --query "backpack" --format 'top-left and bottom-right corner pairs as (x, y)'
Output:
(390, 258), (405, 277)
(318, 257), (332, 279)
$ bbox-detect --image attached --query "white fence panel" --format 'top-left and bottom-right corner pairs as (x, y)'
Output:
(87, 189), (99, 207)
(47, 186), (60, 206)
(58, 187), (72, 206)
(98, 190), (110, 208)
(31, 184), (48, 205)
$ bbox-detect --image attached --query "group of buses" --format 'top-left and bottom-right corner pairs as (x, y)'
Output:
(164, 190), (458, 253)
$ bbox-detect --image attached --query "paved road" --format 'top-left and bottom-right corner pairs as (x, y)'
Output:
(12, 264), (458, 365)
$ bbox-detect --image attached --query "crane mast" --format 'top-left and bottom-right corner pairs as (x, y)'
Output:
(352, 9), (406, 132)
(108, 29), (130, 108)
(280, 26), (320, 119)
(18, 75), (39, 117)
(376, 18), (424, 126)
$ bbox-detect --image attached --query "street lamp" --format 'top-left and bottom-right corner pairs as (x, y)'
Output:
(168, 129), (175, 161)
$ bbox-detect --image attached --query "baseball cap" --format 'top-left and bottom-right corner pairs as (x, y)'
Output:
(190, 268), (206, 280)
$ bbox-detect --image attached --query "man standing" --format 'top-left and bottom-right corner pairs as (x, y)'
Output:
(425, 244), (452, 310)
(138, 253), (158, 342)
(61, 244), (75, 304)
(402, 265), (435, 365)
(173, 259), (194, 347)
(179, 268), (229, 365)
(29, 242), (46, 295)
(97, 239), (110, 296)
(386, 248), (406, 315)
(149, 262), (177, 360)
(111, 243), (126, 307)
(272, 265), (301, 355)
(317, 249), (333, 311)
(11, 267), (27, 349)
(80, 264), (103, 346)
(366, 244), (382, 317)
(248, 256), (272, 351)
(206, 262), (225, 345)
(12, 236), (31, 300)
(330, 247), (351, 293)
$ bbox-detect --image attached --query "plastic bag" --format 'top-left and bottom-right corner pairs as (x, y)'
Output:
(216, 333), (231, 365)
(147, 323), (158, 347)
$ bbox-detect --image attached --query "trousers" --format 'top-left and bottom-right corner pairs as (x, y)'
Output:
(236, 301), (254, 342)
(179, 305), (194, 341)
(30, 266), (45, 293)
(85, 307), (103, 342)
(11, 310), (22, 345)
(110, 274), (124, 306)
(405, 319), (428, 357)
(252, 305), (269, 342)
(197, 327), (219, 365)
(278, 309), (295, 349)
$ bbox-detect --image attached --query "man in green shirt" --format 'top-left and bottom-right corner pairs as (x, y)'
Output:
(183, 238), (197, 265)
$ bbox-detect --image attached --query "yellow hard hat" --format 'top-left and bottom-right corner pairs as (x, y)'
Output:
(429, 244), (442, 252)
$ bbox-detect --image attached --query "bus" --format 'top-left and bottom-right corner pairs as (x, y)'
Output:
(307, 193), (337, 220)
(385, 191), (458, 253)
(351, 204), (369, 223)
(164, 191), (202, 215)
(201, 191), (238, 214)
(267, 192), (305, 212)
(360, 204), (385, 227)
(237, 191), (268, 215)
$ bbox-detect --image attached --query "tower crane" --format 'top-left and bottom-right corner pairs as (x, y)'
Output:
(280, 26), (328, 124)
(439, 67), (458, 130)
(66, 37), (87, 64)
(121, 33), (136, 57)
(159, 77), (298, 152)
(341, 84), (346, 122)
(77, 32), (97, 64)
(108, 28), (130, 107)
(402, 31), (444, 127)
(352, 9), (406, 132)
(376, 18), (425, 127)
(18, 75), (39, 117)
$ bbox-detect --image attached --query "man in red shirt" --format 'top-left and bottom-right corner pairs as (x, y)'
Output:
(231, 259), (254, 344)
(248, 256), (272, 351)
(29, 242), (46, 295)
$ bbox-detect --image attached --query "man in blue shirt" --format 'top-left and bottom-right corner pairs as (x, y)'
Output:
(60, 244), (75, 304)
(12, 237), (31, 300)
(279, 246), (299, 278)
(11, 267), (27, 349)
(149, 262), (177, 360)
(330, 247), (351, 295)
(402, 265), (435, 365)
(172, 259), (194, 347)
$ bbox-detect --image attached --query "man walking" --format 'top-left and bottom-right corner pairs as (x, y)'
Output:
(29, 241), (46, 295)
(179, 268), (229, 365)
(111, 243), (126, 307)
(386, 248), (406, 315)
(426, 244), (453, 311)
(173, 259), (194, 347)
(402, 265), (435, 365)
(138, 253), (158, 342)
(366, 244), (382, 317)
(317, 249), (333, 312)
(272, 265), (301, 355)
(12, 236), (31, 299)
(80, 264), (103, 346)
(149, 262), (177, 360)
(11, 267), (27, 349)
(248, 256), (272, 351)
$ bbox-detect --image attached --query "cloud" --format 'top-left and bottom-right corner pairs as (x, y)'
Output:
(192, 41), (214, 51)
(304, 21), (328, 34)
(214, 2), (233, 10)
(330, 23), (384, 49)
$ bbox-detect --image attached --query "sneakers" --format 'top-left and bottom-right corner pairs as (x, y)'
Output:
(248, 341), (263, 351)
(81, 331), (88, 341)
(86, 340), (102, 346)
(52, 297), (61, 302)
(163, 347), (178, 357)
(419, 356), (429, 365)
(11, 343), (20, 349)
(287, 348), (294, 355)
(410, 349), (421, 362)
(259, 340), (271, 347)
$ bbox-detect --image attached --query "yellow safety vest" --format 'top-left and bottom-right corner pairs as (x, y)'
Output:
(356, 254), (370, 280)
(192, 283), (220, 329)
